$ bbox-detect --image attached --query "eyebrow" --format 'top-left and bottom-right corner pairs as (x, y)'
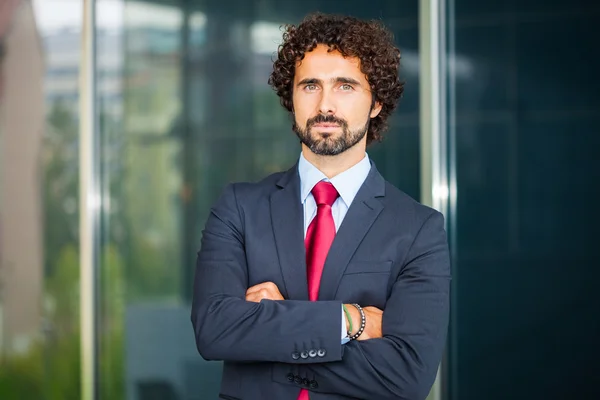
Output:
(297, 77), (362, 87)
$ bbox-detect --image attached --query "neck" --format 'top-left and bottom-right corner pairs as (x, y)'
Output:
(302, 142), (367, 179)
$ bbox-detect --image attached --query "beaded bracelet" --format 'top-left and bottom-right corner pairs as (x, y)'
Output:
(349, 303), (366, 341)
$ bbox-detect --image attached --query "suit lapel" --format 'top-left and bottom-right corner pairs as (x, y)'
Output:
(318, 163), (386, 300)
(270, 164), (309, 300)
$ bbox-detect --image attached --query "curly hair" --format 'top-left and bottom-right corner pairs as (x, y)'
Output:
(268, 13), (404, 145)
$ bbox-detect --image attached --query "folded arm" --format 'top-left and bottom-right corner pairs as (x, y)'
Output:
(191, 184), (344, 363)
(276, 211), (451, 400)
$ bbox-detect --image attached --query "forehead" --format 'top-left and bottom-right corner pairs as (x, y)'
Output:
(294, 44), (365, 81)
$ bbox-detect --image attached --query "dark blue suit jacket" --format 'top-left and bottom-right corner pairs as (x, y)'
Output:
(191, 161), (451, 400)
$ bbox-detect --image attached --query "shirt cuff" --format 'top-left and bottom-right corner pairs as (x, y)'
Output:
(341, 305), (350, 344)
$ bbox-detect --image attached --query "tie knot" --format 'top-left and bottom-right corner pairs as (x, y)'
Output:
(311, 181), (339, 207)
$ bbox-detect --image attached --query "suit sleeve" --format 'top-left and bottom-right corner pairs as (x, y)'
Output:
(191, 184), (344, 364)
(285, 210), (451, 400)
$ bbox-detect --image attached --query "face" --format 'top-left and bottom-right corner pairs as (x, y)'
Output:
(292, 44), (382, 156)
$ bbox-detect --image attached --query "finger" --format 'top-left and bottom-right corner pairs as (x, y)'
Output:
(246, 285), (266, 296)
(246, 282), (276, 295)
(246, 286), (268, 297)
(248, 288), (274, 301)
(246, 287), (279, 299)
(246, 292), (262, 303)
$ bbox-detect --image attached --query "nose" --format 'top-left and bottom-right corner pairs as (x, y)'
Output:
(317, 90), (336, 115)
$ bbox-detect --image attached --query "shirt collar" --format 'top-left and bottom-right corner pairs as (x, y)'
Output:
(298, 152), (371, 208)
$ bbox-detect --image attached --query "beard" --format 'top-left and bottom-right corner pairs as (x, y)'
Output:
(293, 114), (369, 156)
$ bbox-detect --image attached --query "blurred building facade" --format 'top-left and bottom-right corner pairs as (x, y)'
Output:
(0, 0), (44, 360)
(0, 0), (598, 400)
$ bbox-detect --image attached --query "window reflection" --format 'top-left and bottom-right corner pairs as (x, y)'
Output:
(99, 2), (187, 398)
(1, 0), (81, 398)
(98, 2), (420, 400)
(1, 1), (421, 399)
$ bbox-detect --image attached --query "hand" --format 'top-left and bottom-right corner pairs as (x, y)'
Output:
(246, 282), (284, 302)
(344, 304), (383, 341)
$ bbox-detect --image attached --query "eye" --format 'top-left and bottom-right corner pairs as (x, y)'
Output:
(304, 84), (318, 91)
(340, 84), (353, 91)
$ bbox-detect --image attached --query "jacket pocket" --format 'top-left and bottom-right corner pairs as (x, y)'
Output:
(219, 394), (241, 400)
(344, 260), (393, 275)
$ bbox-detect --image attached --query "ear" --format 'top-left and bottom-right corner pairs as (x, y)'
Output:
(370, 101), (383, 119)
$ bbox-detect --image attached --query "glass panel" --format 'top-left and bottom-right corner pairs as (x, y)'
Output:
(97, 1), (420, 399)
(0, 0), (82, 398)
(445, 0), (600, 399)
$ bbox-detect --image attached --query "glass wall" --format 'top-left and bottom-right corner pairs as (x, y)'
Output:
(0, 1), (82, 398)
(95, 1), (421, 399)
(445, 0), (600, 399)
(12, 1), (598, 398)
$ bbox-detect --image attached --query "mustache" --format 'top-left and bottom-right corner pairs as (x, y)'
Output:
(306, 114), (348, 128)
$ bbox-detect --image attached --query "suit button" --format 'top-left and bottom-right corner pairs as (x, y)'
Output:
(294, 376), (302, 384)
(286, 373), (294, 382)
(317, 349), (326, 357)
(300, 351), (309, 359)
(291, 352), (300, 360)
(310, 380), (318, 389)
(302, 378), (310, 387)
(308, 349), (317, 358)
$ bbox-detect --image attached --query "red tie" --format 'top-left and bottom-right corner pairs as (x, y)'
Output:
(298, 181), (339, 400)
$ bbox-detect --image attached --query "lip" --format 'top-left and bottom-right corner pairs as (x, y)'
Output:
(313, 123), (340, 128)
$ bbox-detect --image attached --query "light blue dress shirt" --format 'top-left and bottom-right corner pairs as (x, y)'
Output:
(298, 152), (372, 344)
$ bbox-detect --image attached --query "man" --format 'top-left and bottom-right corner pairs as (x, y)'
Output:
(191, 13), (451, 400)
